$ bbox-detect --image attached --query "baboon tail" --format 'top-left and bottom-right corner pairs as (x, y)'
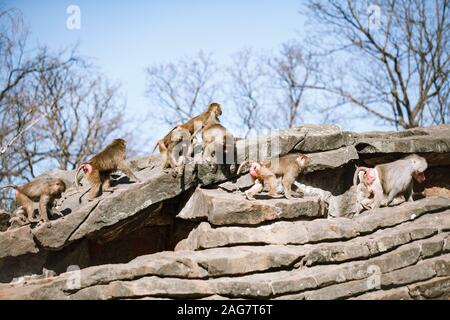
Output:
(75, 165), (85, 190)
(237, 160), (256, 175)
(353, 166), (369, 187)
(151, 141), (159, 154)
(0, 184), (19, 191)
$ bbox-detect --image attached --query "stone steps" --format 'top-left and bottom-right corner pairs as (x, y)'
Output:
(1, 124), (450, 299)
(0, 197), (449, 300)
(177, 188), (326, 226)
(67, 237), (450, 299)
(351, 276), (450, 300)
(178, 198), (450, 250)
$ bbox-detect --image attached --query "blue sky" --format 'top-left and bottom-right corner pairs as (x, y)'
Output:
(4, 1), (307, 133)
(3, 0), (388, 141)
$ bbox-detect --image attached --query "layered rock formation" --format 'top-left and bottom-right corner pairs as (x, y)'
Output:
(0, 124), (449, 299)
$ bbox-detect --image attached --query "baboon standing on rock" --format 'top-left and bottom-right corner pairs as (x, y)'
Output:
(201, 123), (236, 171)
(353, 154), (428, 209)
(238, 154), (310, 200)
(75, 138), (140, 201)
(152, 102), (223, 173)
(1, 178), (66, 223)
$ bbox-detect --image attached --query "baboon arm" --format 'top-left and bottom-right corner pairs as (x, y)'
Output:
(102, 177), (114, 192)
(245, 179), (264, 199)
(38, 194), (51, 222)
(118, 162), (140, 182)
(15, 192), (35, 221)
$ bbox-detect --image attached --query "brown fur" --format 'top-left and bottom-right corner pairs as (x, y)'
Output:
(75, 138), (139, 200)
(355, 154), (428, 209)
(153, 102), (222, 172)
(201, 123), (235, 168)
(237, 153), (310, 200)
(353, 167), (375, 215)
(1, 178), (66, 222)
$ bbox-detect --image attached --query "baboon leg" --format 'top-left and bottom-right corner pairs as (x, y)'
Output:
(203, 142), (215, 163)
(245, 180), (263, 200)
(160, 150), (170, 170)
(168, 149), (180, 170)
(176, 155), (186, 167)
(282, 175), (296, 199)
(102, 175), (114, 192)
(88, 183), (101, 201)
(87, 170), (102, 201)
(266, 175), (280, 198)
(118, 162), (140, 182)
(403, 183), (414, 202)
(187, 140), (194, 157)
(385, 190), (398, 206)
(203, 142), (218, 173)
(38, 194), (51, 222)
(17, 193), (38, 223)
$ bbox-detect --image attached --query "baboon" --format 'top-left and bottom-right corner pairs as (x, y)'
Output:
(201, 123), (235, 171)
(1, 178), (66, 222)
(353, 154), (427, 209)
(237, 154), (310, 200)
(152, 102), (222, 172)
(75, 138), (139, 200)
(353, 166), (376, 215)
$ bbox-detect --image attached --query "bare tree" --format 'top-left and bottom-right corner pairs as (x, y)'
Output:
(268, 41), (319, 128)
(228, 49), (269, 136)
(307, 0), (449, 129)
(0, 9), (129, 209)
(145, 51), (218, 125)
(0, 8), (30, 108)
(31, 55), (127, 170)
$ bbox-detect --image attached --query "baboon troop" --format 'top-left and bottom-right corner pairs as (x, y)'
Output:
(0, 100), (439, 227)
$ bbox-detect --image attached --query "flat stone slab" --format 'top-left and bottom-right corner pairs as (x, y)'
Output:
(181, 198), (450, 250)
(0, 212), (449, 299)
(355, 125), (450, 155)
(0, 226), (38, 259)
(177, 188), (325, 225)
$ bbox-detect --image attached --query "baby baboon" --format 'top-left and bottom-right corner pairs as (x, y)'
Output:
(75, 138), (139, 200)
(353, 166), (376, 215)
(201, 123), (235, 170)
(152, 102), (222, 172)
(237, 153), (310, 200)
(157, 126), (193, 173)
(1, 178), (66, 222)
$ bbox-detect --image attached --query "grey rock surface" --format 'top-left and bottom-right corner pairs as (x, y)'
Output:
(1, 124), (449, 299)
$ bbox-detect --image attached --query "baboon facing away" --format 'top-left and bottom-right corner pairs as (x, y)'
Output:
(237, 154), (310, 200)
(75, 138), (140, 201)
